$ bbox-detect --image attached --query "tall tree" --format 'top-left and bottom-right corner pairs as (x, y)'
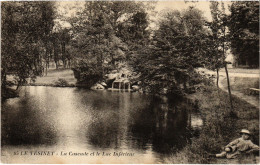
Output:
(207, 2), (227, 88)
(59, 28), (71, 68)
(68, 1), (152, 86)
(208, 2), (235, 116)
(118, 10), (150, 70)
(50, 32), (61, 69)
(1, 2), (55, 89)
(229, 1), (259, 67)
(137, 8), (209, 94)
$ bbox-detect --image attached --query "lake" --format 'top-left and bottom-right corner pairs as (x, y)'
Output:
(1, 86), (203, 163)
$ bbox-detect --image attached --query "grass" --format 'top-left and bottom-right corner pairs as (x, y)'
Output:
(34, 68), (77, 85)
(233, 77), (258, 95)
(6, 68), (77, 87)
(221, 77), (259, 95)
(165, 85), (259, 164)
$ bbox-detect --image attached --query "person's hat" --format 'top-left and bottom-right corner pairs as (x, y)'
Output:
(240, 129), (251, 135)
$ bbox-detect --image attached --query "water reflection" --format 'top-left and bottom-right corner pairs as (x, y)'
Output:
(2, 89), (57, 146)
(128, 96), (192, 154)
(1, 86), (203, 163)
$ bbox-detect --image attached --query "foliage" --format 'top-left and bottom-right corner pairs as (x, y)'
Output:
(207, 2), (236, 115)
(67, 1), (152, 86)
(57, 28), (72, 68)
(136, 8), (210, 94)
(205, 2), (227, 71)
(72, 60), (104, 88)
(1, 87), (19, 101)
(54, 78), (69, 87)
(229, 2), (259, 67)
(1, 2), (55, 88)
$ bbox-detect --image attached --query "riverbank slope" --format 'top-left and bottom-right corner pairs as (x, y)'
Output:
(165, 85), (259, 164)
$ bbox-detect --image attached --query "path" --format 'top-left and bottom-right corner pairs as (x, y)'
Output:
(219, 75), (259, 108)
(197, 68), (259, 108)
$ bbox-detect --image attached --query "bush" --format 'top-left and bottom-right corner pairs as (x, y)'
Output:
(1, 87), (19, 101)
(72, 60), (104, 88)
(54, 78), (69, 87)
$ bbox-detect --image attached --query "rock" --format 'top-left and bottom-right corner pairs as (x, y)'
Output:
(91, 83), (105, 90)
(132, 85), (140, 90)
(101, 82), (107, 86)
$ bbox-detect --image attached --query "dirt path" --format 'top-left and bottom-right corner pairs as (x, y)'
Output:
(197, 68), (259, 108)
(219, 75), (259, 108)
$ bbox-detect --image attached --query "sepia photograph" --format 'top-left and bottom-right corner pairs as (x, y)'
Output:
(1, 0), (259, 164)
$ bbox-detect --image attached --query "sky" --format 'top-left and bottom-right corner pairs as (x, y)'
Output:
(55, 1), (232, 29)
(156, 1), (213, 20)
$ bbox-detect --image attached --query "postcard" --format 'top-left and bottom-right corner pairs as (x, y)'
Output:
(1, 1), (259, 164)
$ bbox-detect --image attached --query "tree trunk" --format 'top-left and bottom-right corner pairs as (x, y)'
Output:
(1, 68), (7, 86)
(63, 59), (66, 68)
(48, 49), (51, 69)
(183, 80), (187, 91)
(216, 68), (219, 88)
(68, 59), (71, 68)
(225, 64), (236, 117)
(45, 48), (48, 76)
(3, 73), (7, 86)
(16, 79), (22, 91)
(55, 61), (58, 69)
(34, 60), (38, 74)
(45, 62), (48, 76)
(62, 42), (66, 68)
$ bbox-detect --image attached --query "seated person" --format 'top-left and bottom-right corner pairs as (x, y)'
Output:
(216, 129), (259, 159)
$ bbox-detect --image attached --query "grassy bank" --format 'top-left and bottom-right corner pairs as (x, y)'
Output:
(165, 85), (259, 164)
(221, 77), (259, 96)
(32, 68), (77, 86)
(5, 69), (78, 89)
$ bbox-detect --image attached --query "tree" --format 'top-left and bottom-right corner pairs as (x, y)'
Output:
(1, 2), (17, 87)
(68, 1), (152, 86)
(1, 2), (55, 89)
(50, 32), (61, 69)
(208, 2), (236, 117)
(59, 28), (71, 68)
(118, 10), (150, 70)
(207, 2), (227, 88)
(229, 2), (259, 68)
(137, 8), (209, 95)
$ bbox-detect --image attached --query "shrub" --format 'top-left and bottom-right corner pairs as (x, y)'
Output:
(54, 78), (69, 87)
(1, 87), (19, 101)
(72, 60), (104, 88)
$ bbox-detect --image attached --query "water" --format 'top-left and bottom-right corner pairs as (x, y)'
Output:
(1, 86), (203, 163)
